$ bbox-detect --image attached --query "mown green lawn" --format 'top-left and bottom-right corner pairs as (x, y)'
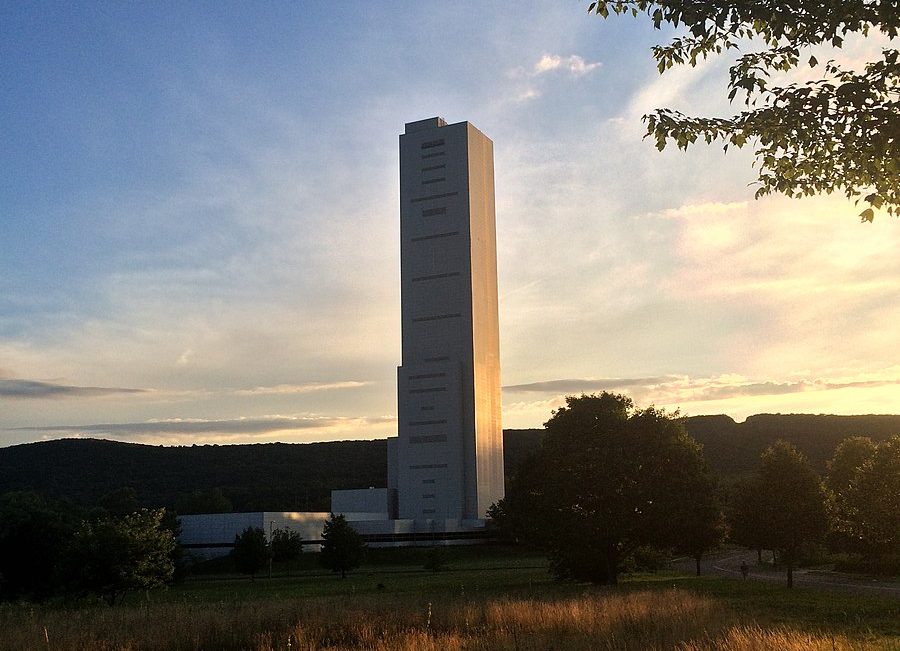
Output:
(167, 546), (900, 639)
(5, 546), (896, 651)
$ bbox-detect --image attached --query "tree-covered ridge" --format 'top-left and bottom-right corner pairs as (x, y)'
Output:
(0, 439), (387, 513)
(0, 414), (897, 511)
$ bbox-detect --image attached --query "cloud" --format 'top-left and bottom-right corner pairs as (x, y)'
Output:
(534, 54), (601, 76)
(0, 379), (150, 400)
(12, 414), (396, 438)
(504, 376), (677, 393)
(233, 381), (370, 396)
(514, 87), (541, 102)
(684, 378), (900, 402)
(503, 53), (602, 104)
(502, 372), (900, 404)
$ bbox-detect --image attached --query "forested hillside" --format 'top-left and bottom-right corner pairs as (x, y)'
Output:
(684, 414), (900, 477)
(1, 414), (896, 511)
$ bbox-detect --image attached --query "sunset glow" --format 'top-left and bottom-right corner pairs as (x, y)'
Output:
(2, 3), (898, 447)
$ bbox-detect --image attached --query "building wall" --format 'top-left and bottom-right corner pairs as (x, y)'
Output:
(179, 511), (487, 556)
(179, 511), (331, 559)
(331, 487), (392, 520)
(396, 117), (504, 522)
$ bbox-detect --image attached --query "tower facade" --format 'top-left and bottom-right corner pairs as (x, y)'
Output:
(395, 117), (504, 522)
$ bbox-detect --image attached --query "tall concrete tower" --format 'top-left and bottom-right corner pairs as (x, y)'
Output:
(394, 117), (504, 522)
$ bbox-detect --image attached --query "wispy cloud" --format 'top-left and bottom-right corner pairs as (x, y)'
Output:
(499, 370), (900, 429)
(233, 381), (370, 396)
(505, 53), (602, 103)
(534, 54), (601, 76)
(0, 379), (150, 400)
(12, 414), (396, 438)
(502, 372), (900, 404)
(504, 376), (677, 393)
(682, 378), (900, 402)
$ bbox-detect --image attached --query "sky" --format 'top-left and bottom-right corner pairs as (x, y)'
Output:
(2, 2), (898, 448)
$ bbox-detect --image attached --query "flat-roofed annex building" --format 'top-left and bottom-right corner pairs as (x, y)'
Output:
(391, 117), (504, 522)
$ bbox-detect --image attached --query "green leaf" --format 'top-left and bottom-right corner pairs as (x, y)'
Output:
(859, 208), (875, 223)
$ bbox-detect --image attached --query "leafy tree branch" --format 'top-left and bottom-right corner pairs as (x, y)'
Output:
(588, 1), (899, 220)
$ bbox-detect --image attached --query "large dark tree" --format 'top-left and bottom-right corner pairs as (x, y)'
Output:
(270, 527), (304, 575)
(673, 471), (727, 576)
(588, 1), (899, 220)
(63, 509), (176, 604)
(729, 480), (769, 563)
(832, 435), (900, 558)
(826, 436), (878, 495)
(825, 436), (877, 552)
(0, 492), (75, 601)
(755, 441), (828, 588)
(232, 527), (270, 580)
(504, 393), (722, 584)
(319, 514), (365, 579)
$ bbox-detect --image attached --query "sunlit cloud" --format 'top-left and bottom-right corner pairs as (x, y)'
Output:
(501, 369), (900, 412)
(0, 379), (150, 400)
(234, 381), (370, 396)
(2, 5), (898, 449)
(504, 376), (678, 393)
(503, 53), (602, 104)
(534, 54), (601, 76)
(12, 414), (397, 439)
(514, 87), (541, 102)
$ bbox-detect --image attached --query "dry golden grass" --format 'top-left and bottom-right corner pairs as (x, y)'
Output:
(2, 589), (895, 651)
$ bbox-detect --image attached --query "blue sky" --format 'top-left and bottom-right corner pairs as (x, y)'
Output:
(2, 2), (899, 447)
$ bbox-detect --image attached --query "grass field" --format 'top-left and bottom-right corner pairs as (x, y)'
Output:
(2, 547), (898, 650)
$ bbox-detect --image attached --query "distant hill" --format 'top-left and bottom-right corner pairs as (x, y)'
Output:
(0, 438), (386, 513)
(683, 413), (900, 477)
(1, 414), (897, 511)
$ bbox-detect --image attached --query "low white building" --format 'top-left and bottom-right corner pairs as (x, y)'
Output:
(179, 511), (329, 559)
(178, 507), (489, 559)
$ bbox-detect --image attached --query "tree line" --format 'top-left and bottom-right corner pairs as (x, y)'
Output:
(0, 491), (176, 604)
(492, 393), (900, 587)
(230, 513), (365, 580)
(2, 415), (897, 515)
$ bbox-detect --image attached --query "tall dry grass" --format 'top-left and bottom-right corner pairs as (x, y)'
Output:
(1, 589), (894, 651)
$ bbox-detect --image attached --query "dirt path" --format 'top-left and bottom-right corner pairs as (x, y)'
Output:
(673, 549), (900, 598)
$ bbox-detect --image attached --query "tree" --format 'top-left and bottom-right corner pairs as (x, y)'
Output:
(270, 527), (304, 575)
(673, 472), (727, 575)
(423, 545), (448, 573)
(0, 492), (75, 601)
(505, 393), (721, 585)
(833, 435), (900, 558)
(63, 509), (176, 604)
(487, 452), (547, 545)
(588, 1), (899, 220)
(825, 436), (877, 552)
(319, 514), (365, 579)
(232, 527), (270, 580)
(755, 441), (828, 587)
(99, 487), (141, 517)
(729, 480), (769, 564)
(826, 436), (877, 494)
(175, 488), (233, 515)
